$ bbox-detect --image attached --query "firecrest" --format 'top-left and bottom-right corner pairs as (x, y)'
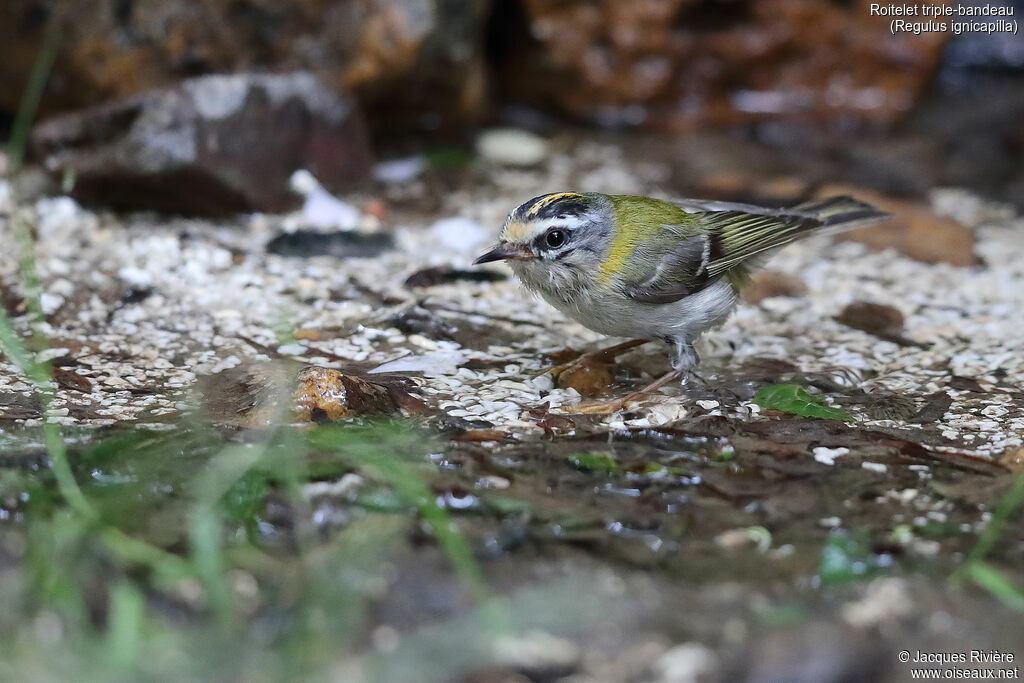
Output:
(473, 192), (889, 412)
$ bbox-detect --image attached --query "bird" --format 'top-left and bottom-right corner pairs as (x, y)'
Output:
(473, 191), (890, 413)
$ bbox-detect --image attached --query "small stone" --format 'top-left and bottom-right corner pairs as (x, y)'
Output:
(650, 642), (718, 683)
(813, 447), (849, 466)
(842, 578), (913, 628)
(277, 343), (307, 357)
(836, 301), (905, 336)
(476, 128), (548, 167)
(492, 631), (580, 673)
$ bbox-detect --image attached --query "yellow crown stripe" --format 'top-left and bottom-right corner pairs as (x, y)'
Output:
(525, 192), (584, 217)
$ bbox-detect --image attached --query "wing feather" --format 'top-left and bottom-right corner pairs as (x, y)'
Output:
(617, 196), (889, 305)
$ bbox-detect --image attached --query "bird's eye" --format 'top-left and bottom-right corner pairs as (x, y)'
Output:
(545, 229), (567, 248)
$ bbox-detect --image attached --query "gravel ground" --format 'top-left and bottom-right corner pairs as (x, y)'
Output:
(1, 140), (1022, 461)
(3, 138), (1024, 681)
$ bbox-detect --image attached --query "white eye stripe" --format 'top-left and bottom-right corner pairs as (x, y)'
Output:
(501, 214), (587, 243)
(530, 215), (585, 235)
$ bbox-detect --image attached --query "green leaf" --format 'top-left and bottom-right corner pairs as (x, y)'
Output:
(568, 452), (620, 475)
(965, 562), (1024, 612)
(106, 581), (144, 673)
(484, 495), (533, 516)
(818, 533), (880, 586)
(754, 383), (853, 421)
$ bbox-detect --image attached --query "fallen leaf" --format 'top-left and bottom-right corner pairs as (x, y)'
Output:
(451, 429), (510, 442)
(527, 402), (576, 435)
(556, 361), (615, 397)
(53, 367), (93, 393)
(569, 452), (620, 475)
(822, 184), (976, 266)
(754, 384), (853, 421)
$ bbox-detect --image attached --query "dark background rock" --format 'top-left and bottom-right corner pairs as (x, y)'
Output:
(0, 0), (490, 136)
(494, 0), (949, 130)
(30, 72), (373, 215)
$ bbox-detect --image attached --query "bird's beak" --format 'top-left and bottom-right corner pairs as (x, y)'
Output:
(472, 242), (535, 265)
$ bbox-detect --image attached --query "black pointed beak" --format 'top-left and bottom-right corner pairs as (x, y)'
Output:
(473, 242), (535, 265)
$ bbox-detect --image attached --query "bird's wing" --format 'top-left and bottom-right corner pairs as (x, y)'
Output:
(619, 233), (710, 304)
(618, 196), (888, 304)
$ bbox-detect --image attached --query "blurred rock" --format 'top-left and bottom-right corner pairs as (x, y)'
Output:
(999, 447), (1024, 473)
(290, 170), (363, 230)
(823, 186), (977, 267)
(476, 128), (548, 166)
(742, 271), (807, 304)
(31, 73), (373, 215)
(1, 0), (489, 134)
(499, 0), (948, 130)
(267, 230), (393, 258)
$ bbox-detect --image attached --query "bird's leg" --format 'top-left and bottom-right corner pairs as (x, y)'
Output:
(538, 338), (651, 378)
(571, 337), (698, 414)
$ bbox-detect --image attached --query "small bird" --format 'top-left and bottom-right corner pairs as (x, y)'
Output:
(473, 191), (890, 412)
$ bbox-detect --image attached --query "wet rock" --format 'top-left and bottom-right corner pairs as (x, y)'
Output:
(0, 393), (42, 420)
(822, 186), (977, 266)
(198, 366), (282, 428)
(31, 73), (373, 215)
(742, 270), (807, 304)
(404, 266), (506, 289)
(267, 230), (393, 259)
(3, 1), (489, 134)
(293, 367), (399, 421)
(500, 0), (947, 130)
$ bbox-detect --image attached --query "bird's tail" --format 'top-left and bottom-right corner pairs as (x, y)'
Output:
(790, 196), (891, 233)
(703, 195), (890, 278)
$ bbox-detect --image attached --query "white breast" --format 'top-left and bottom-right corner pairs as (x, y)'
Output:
(522, 270), (738, 343)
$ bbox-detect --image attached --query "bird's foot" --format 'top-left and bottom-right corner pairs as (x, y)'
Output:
(569, 368), (687, 414)
(537, 339), (651, 379)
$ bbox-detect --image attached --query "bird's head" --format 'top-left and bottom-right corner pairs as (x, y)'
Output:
(473, 192), (613, 291)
